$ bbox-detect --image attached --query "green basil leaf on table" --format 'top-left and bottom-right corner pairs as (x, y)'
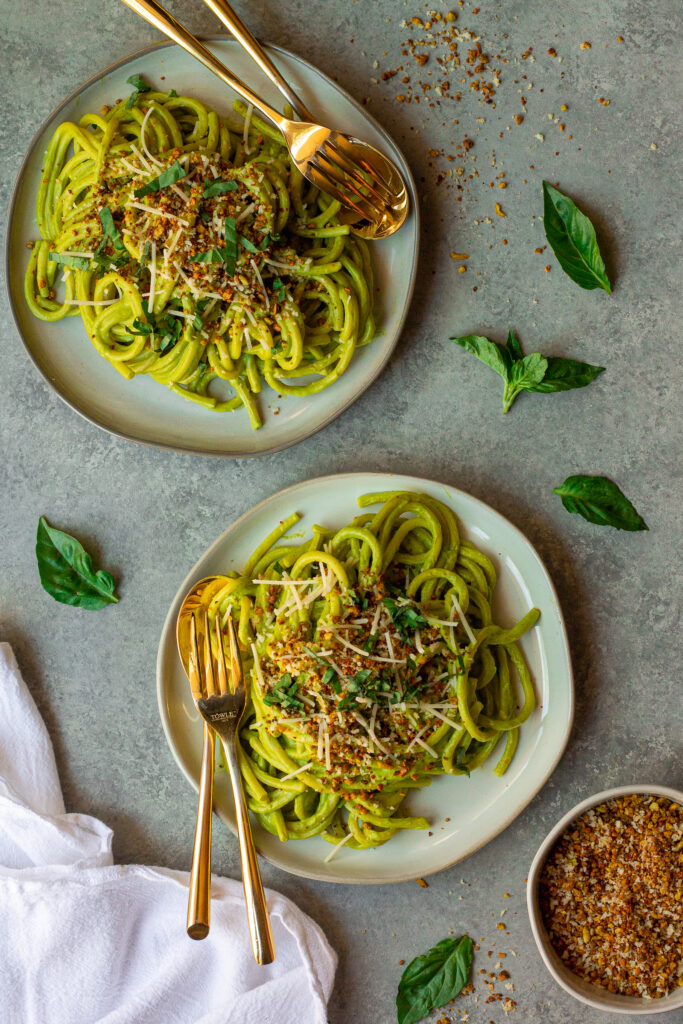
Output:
(502, 352), (548, 413)
(543, 181), (612, 293)
(450, 334), (512, 380)
(396, 934), (473, 1024)
(553, 475), (648, 531)
(504, 328), (523, 361)
(36, 517), (119, 609)
(451, 331), (604, 413)
(529, 356), (605, 392)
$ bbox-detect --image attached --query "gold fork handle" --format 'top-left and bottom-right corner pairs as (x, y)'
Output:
(201, 0), (312, 121)
(186, 722), (215, 939)
(119, 0), (287, 130)
(223, 736), (275, 964)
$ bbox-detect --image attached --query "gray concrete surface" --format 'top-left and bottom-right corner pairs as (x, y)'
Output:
(2, 1), (681, 1022)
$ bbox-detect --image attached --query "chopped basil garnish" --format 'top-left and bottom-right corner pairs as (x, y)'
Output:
(133, 160), (187, 199)
(138, 240), (150, 272)
(272, 277), (286, 302)
(190, 215), (237, 274)
(238, 233), (258, 254)
(263, 673), (303, 710)
(48, 253), (91, 270)
(203, 178), (238, 198)
(125, 73), (151, 110)
(383, 597), (426, 644)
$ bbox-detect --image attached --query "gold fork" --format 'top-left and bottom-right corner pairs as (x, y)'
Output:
(119, 0), (409, 238)
(188, 608), (275, 963)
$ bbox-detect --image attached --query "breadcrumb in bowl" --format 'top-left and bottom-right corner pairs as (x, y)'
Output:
(527, 785), (683, 1016)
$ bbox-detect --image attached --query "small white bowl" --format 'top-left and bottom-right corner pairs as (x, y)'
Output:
(527, 784), (683, 1016)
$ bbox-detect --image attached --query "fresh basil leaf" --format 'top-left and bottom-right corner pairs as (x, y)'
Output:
(450, 334), (512, 380)
(138, 240), (150, 273)
(363, 633), (379, 653)
(126, 74), (150, 92)
(505, 328), (523, 361)
(553, 475), (648, 531)
(322, 667), (341, 693)
(383, 597), (426, 644)
(48, 252), (91, 270)
(396, 935), (473, 1024)
(130, 316), (153, 335)
(526, 356), (605, 393)
(168, 89), (179, 98)
(502, 353), (548, 413)
(36, 517), (119, 610)
(125, 74), (151, 110)
(203, 178), (238, 198)
(224, 215), (237, 262)
(134, 160), (187, 198)
(272, 276), (286, 302)
(543, 181), (612, 293)
(190, 248), (226, 264)
(99, 206), (126, 252)
(238, 233), (258, 254)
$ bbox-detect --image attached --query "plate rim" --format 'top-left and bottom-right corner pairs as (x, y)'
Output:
(156, 471), (575, 884)
(4, 38), (420, 459)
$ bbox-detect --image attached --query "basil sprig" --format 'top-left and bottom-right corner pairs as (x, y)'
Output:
(450, 329), (604, 413)
(133, 160), (187, 199)
(543, 181), (612, 293)
(36, 517), (119, 609)
(125, 73), (151, 110)
(396, 934), (473, 1024)
(553, 475), (648, 531)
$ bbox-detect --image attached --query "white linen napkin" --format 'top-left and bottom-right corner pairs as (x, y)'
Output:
(0, 643), (336, 1024)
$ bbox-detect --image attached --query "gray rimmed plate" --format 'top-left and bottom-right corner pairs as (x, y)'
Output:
(5, 39), (419, 457)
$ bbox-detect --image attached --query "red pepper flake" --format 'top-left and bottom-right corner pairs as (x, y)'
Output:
(416, 877), (429, 888)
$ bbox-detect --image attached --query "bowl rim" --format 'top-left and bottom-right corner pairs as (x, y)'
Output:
(527, 783), (683, 1016)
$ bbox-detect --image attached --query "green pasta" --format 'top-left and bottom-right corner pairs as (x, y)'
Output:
(24, 83), (375, 429)
(204, 491), (540, 857)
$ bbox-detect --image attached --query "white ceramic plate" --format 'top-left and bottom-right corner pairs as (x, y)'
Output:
(157, 472), (574, 884)
(5, 40), (419, 457)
